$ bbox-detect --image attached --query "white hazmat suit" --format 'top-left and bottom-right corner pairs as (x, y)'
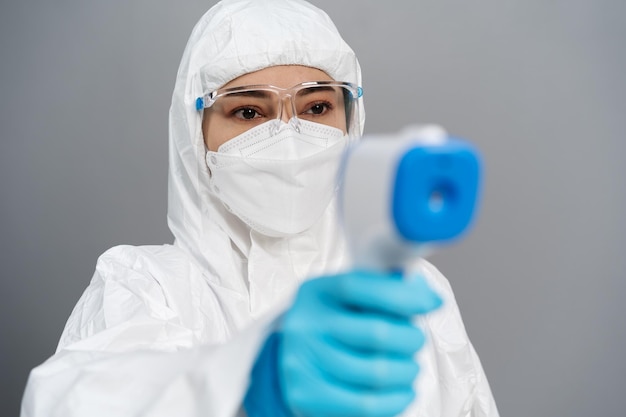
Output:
(21, 1), (499, 416)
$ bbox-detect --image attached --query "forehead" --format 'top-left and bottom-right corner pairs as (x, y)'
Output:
(222, 65), (334, 89)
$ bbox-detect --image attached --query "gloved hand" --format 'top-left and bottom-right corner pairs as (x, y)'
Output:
(244, 270), (442, 417)
(279, 270), (442, 417)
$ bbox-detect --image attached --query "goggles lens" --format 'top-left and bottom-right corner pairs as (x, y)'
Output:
(197, 81), (362, 135)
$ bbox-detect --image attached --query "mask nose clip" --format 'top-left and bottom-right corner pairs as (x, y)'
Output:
(268, 92), (301, 136)
(269, 119), (282, 136)
(289, 117), (301, 133)
(269, 117), (301, 136)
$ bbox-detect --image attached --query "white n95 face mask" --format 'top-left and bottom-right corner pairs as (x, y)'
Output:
(205, 120), (348, 237)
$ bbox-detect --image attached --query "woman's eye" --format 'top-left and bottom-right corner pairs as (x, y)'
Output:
(234, 107), (262, 120)
(304, 102), (331, 116)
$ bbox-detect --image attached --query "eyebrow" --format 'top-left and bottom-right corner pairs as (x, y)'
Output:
(298, 86), (338, 96)
(218, 85), (340, 101)
(222, 90), (273, 99)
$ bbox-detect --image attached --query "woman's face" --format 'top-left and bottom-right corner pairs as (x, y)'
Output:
(202, 65), (347, 151)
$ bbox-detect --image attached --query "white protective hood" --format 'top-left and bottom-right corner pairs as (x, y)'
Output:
(167, 0), (365, 316)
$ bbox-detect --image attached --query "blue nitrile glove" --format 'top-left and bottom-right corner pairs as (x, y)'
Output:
(245, 270), (442, 417)
(244, 332), (292, 417)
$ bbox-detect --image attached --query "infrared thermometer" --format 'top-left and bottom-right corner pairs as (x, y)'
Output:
(339, 125), (482, 270)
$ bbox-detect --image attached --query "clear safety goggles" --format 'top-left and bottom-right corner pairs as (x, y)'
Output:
(196, 81), (363, 136)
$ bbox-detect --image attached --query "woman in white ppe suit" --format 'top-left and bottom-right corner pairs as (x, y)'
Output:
(21, 1), (499, 416)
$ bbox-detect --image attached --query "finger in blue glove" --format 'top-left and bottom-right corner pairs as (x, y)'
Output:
(278, 271), (442, 417)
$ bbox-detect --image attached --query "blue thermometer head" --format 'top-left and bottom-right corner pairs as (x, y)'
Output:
(392, 139), (482, 243)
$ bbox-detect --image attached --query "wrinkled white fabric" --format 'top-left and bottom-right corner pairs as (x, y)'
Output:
(21, 0), (498, 416)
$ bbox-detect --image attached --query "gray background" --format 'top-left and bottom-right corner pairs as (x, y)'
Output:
(1, 0), (625, 416)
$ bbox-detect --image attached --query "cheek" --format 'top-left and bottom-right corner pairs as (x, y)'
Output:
(202, 112), (229, 152)
(201, 113), (210, 149)
(336, 107), (348, 134)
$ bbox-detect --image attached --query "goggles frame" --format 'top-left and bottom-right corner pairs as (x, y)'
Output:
(196, 81), (363, 112)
